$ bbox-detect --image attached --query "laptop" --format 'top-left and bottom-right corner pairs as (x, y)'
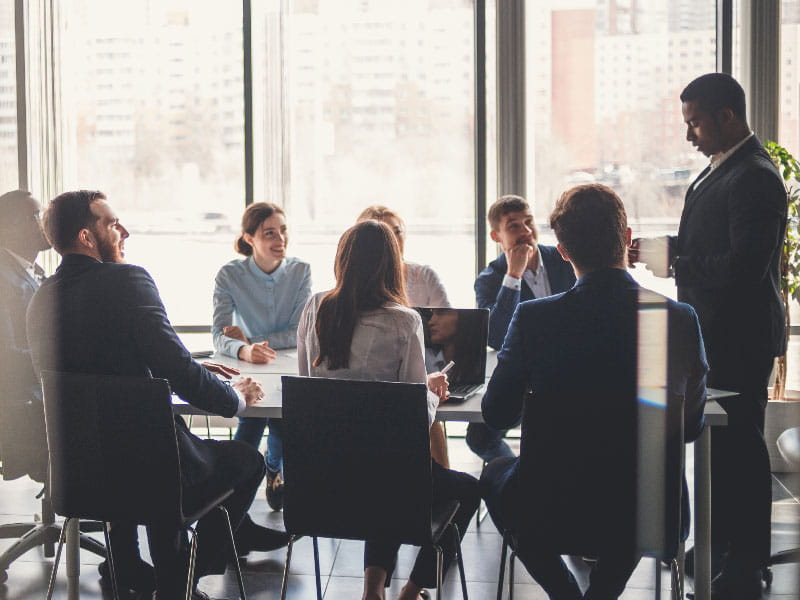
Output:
(414, 307), (489, 403)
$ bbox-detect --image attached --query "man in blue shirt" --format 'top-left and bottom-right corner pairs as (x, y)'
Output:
(481, 184), (707, 600)
(469, 195), (576, 463)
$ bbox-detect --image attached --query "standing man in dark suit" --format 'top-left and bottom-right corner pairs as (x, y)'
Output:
(469, 195), (576, 463)
(0, 190), (51, 483)
(634, 73), (787, 599)
(26, 190), (290, 600)
(482, 184), (708, 600)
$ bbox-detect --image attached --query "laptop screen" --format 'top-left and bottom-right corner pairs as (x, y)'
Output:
(414, 308), (489, 386)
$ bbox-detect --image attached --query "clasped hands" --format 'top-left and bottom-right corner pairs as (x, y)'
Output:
(224, 325), (277, 364)
(201, 361), (264, 407)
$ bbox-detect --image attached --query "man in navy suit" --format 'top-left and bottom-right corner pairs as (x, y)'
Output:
(0, 190), (51, 483)
(469, 195), (576, 463)
(26, 190), (290, 600)
(633, 74), (787, 598)
(481, 184), (707, 600)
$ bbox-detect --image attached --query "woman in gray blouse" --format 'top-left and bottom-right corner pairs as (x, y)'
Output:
(297, 220), (479, 600)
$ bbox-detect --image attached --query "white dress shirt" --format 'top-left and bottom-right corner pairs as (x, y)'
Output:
(501, 255), (552, 298)
(693, 131), (753, 191)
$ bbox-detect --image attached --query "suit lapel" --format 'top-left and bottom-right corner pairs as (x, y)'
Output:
(680, 138), (761, 231)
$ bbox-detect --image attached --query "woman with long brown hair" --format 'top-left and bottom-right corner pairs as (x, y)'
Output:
(297, 220), (479, 600)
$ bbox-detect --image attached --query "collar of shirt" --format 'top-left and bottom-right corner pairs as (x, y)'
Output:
(710, 131), (753, 172)
(4, 247), (38, 280)
(247, 255), (286, 284)
(522, 256), (551, 297)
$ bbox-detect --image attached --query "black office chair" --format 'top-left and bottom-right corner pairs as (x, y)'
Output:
(762, 426), (800, 588)
(0, 373), (106, 583)
(279, 375), (469, 600)
(40, 370), (247, 600)
(495, 392), (687, 600)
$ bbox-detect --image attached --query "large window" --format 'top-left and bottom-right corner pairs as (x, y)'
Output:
(59, 0), (245, 325)
(524, 0), (716, 298)
(0, 0), (17, 192)
(254, 0), (477, 307)
(778, 0), (800, 157)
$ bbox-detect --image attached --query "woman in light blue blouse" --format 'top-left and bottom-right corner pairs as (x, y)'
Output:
(213, 202), (312, 511)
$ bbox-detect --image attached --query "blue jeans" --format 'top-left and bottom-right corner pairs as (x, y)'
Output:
(233, 417), (283, 473)
(465, 422), (518, 463)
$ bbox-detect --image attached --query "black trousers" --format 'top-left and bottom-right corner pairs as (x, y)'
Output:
(111, 439), (265, 599)
(708, 350), (774, 570)
(481, 457), (640, 600)
(363, 459), (480, 589)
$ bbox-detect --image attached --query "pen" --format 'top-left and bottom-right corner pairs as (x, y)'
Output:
(441, 361), (455, 375)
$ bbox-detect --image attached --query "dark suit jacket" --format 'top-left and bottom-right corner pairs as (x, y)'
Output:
(673, 135), (787, 387)
(474, 245), (576, 349)
(482, 268), (708, 548)
(26, 254), (241, 486)
(0, 248), (48, 481)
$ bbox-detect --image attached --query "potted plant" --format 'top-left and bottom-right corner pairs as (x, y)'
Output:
(764, 141), (800, 471)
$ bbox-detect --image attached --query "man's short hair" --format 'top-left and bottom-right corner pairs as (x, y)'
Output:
(0, 190), (35, 239)
(549, 184), (627, 271)
(43, 190), (106, 254)
(680, 73), (747, 121)
(487, 194), (530, 230)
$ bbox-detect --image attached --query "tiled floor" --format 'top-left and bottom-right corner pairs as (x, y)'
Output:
(0, 428), (798, 599)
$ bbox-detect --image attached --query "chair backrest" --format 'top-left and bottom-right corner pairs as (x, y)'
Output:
(517, 389), (684, 560)
(41, 370), (183, 525)
(281, 375), (432, 546)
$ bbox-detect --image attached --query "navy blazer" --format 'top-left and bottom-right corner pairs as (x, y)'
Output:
(673, 135), (787, 382)
(482, 268), (708, 543)
(26, 254), (241, 486)
(0, 248), (47, 481)
(474, 245), (576, 349)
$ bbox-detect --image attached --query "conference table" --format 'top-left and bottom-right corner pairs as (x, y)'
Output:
(63, 348), (728, 600)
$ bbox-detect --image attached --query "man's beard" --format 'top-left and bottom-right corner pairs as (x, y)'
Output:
(97, 236), (124, 263)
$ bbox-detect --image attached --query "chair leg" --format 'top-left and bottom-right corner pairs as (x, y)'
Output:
(205, 415), (212, 439)
(655, 558), (661, 600)
(0, 523), (61, 576)
(280, 535), (298, 600)
(43, 495), (56, 557)
(670, 558), (683, 600)
(218, 506), (247, 599)
(476, 461), (488, 529)
(186, 527), (199, 600)
(497, 532), (508, 600)
(452, 524), (468, 600)
(768, 548), (800, 566)
(508, 549), (516, 600)
(45, 516), (70, 600)
(102, 522), (121, 600)
(434, 545), (444, 599)
(78, 529), (108, 557)
(313, 536), (323, 600)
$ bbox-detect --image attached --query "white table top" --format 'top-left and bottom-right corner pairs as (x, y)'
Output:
(180, 349), (729, 426)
